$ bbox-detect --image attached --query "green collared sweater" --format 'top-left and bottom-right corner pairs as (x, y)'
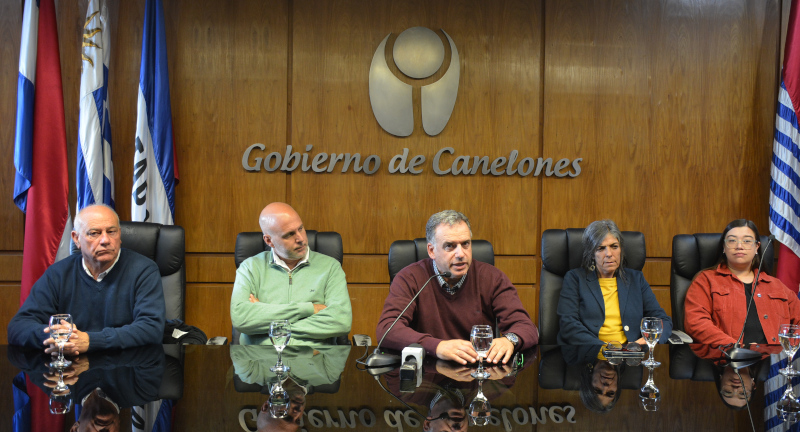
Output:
(230, 250), (352, 345)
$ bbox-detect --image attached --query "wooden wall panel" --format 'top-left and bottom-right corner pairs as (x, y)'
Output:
(0, 284), (20, 345)
(162, 0), (290, 252)
(542, 0), (780, 257)
(290, 0), (543, 256)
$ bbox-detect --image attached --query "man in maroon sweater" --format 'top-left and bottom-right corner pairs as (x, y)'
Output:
(376, 210), (538, 365)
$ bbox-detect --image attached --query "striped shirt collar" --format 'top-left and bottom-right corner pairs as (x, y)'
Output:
(433, 261), (467, 295)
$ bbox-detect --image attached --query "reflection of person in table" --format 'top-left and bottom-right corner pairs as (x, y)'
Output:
(423, 386), (468, 432)
(715, 365), (756, 410)
(8, 344), (164, 410)
(70, 387), (121, 432)
(231, 344), (350, 391)
(557, 219), (672, 346)
(579, 359), (622, 413)
(257, 377), (306, 432)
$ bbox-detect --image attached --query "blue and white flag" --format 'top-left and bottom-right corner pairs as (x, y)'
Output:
(764, 353), (800, 431)
(132, 0), (177, 225)
(77, 0), (114, 211)
(771, 0), (800, 295)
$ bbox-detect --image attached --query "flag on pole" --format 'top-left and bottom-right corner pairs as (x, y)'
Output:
(132, 0), (177, 225)
(767, 1), (800, 430)
(12, 1), (70, 431)
(13, 0), (71, 305)
(771, 0), (800, 297)
(77, 0), (114, 211)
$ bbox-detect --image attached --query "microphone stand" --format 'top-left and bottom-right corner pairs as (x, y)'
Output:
(723, 235), (775, 364)
(364, 272), (451, 368)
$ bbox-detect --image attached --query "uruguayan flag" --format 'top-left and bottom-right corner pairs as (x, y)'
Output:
(764, 353), (800, 431)
(132, 0), (176, 225)
(771, 82), (800, 258)
(77, 0), (114, 210)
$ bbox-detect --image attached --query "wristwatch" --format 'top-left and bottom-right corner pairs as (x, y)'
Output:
(504, 332), (519, 347)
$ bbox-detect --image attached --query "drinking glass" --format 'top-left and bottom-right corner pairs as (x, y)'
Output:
(639, 365), (661, 412)
(49, 314), (73, 368)
(269, 376), (290, 418)
(778, 324), (800, 377)
(777, 378), (800, 424)
(470, 325), (493, 379)
(49, 387), (72, 415)
(468, 378), (491, 426)
(270, 320), (292, 374)
(640, 317), (663, 367)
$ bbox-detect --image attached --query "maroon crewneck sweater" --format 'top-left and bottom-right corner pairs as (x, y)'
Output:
(376, 258), (538, 356)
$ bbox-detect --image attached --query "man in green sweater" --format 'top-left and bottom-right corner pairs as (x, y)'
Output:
(230, 203), (352, 345)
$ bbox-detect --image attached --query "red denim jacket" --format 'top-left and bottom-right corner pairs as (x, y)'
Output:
(684, 264), (800, 346)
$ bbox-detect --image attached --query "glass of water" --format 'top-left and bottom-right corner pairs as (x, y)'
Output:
(640, 317), (663, 367)
(49, 314), (73, 368)
(270, 320), (292, 374)
(779, 324), (800, 377)
(470, 325), (493, 379)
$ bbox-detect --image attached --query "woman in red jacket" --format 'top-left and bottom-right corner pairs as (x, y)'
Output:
(684, 219), (800, 347)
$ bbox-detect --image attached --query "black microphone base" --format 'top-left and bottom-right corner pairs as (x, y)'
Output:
(365, 352), (401, 368)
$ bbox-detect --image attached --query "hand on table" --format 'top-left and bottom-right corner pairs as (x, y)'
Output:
(435, 339), (477, 365)
(485, 337), (515, 364)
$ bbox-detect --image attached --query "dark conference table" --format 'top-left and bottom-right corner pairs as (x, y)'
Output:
(1, 343), (795, 431)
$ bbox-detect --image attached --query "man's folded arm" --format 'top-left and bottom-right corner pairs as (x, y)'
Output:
(230, 266), (315, 335)
(290, 263), (352, 340)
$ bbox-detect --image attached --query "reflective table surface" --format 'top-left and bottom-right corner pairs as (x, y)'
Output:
(2, 343), (798, 431)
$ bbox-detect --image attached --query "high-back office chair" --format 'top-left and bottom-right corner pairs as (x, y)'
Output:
(72, 221), (187, 398)
(387, 238), (495, 282)
(669, 233), (774, 332)
(72, 221), (186, 321)
(539, 229), (647, 345)
(232, 230), (347, 345)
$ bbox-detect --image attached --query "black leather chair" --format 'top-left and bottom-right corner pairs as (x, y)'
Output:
(232, 230), (348, 345)
(669, 233), (774, 332)
(539, 229), (647, 345)
(387, 238), (495, 282)
(71, 221), (186, 322)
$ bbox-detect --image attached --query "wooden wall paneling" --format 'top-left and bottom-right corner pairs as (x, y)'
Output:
(290, 0), (543, 256)
(0, 0), (25, 250)
(185, 283), (234, 341)
(347, 284), (390, 342)
(541, 0), (780, 257)
(0, 284), (21, 344)
(161, 0), (290, 252)
(641, 259), (670, 286)
(342, 254), (389, 284)
(186, 253), (236, 283)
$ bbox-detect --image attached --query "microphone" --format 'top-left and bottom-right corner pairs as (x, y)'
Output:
(724, 235), (775, 364)
(365, 271), (451, 368)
